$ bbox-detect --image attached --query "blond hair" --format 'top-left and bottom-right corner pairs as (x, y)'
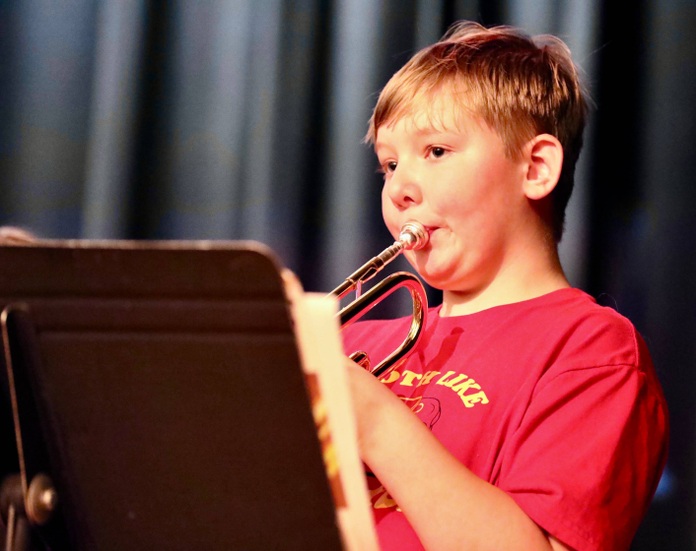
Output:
(367, 21), (588, 242)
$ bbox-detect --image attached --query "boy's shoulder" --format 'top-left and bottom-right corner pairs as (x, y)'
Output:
(525, 288), (653, 375)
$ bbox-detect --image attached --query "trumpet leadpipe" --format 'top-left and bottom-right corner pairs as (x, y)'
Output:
(330, 221), (429, 299)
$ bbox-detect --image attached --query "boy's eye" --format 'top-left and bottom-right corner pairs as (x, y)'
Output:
(429, 146), (447, 158)
(380, 161), (397, 173)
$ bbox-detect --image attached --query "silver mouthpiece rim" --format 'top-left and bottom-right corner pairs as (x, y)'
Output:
(398, 221), (429, 250)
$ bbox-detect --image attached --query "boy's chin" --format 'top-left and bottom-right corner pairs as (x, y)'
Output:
(414, 268), (454, 291)
(411, 254), (453, 283)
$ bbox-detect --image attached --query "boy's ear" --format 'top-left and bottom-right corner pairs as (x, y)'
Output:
(522, 134), (563, 200)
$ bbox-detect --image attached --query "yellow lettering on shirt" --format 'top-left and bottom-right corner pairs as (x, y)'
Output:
(437, 371), (489, 408)
(400, 370), (421, 386)
(418, 370), (441, 386)
(436, 371), (467, 387)
(380, 370), (401, 384)
(369, 484), (400, 511)
(380, 369), (489, 409)
(451, 378), (481, 394)
(460, 390), (490, 408)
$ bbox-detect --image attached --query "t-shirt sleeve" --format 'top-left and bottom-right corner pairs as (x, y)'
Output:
(496, 356), (668, 550)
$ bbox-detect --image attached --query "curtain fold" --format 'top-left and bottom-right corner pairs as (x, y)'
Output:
(83, 0), (148, 237)
(321, 0), (385, 288)
(0, 1), (97, 235)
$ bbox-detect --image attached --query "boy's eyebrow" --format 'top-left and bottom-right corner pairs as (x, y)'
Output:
(374, 125), (461, 151)
(374, 138), (391, 151)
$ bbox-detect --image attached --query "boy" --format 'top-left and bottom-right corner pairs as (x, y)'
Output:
(342, 21), (668, 551)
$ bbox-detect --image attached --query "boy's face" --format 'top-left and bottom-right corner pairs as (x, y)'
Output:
(374, 95), (530, 294)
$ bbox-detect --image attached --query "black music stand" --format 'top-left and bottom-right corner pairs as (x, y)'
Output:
(0, 241), (344, 551)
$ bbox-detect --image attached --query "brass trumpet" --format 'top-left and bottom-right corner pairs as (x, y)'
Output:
(330, 221), (429, 377)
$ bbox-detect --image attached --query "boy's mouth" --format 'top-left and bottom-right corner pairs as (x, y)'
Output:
(421, 226), (439, 241)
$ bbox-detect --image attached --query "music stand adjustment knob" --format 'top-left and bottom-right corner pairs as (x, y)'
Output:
(26, 473), (57, 526)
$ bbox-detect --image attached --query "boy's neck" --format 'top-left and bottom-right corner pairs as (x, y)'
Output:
(439, 247), (570, 317)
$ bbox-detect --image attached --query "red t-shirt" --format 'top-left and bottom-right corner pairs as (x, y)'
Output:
(342, 288), (668, 551)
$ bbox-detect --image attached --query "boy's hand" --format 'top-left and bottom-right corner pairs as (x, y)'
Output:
(343, 358), (406, 460)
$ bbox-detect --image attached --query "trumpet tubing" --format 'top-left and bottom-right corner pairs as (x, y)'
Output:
(330, 221), (429, 378)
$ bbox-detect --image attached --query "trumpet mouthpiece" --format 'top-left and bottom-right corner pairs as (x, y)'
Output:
(399, 221), (429, 250)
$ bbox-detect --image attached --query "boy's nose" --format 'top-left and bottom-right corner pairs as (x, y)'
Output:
(385, 166), (423, 209)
